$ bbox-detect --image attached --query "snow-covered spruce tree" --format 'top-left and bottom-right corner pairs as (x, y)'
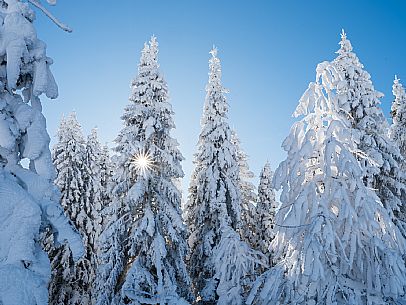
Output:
(255, 162), (277, 257)
(49, 112), (94, 305)
(94, 143), (113, 297)
(84, 128), (104, 245)
(100, 144), (113, 218)
(390, 76), (406, 228)
(0, 2), (83, 305)
(95, 36), (192, 305)
(83, 128), (106, 303)
(333, 31), (406, 234)
(247, 61), (406, 305)
(391, 76), (406, 159)
(230, 131), (257, 248)
(185, 48), (264, 305)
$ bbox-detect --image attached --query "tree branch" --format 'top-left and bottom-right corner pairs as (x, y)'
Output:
(28, 0), (72, 33)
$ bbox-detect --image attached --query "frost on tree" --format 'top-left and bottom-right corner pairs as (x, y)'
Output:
(0, 2), (83, 305)
(95, 36), (192, 305)
(333, 31), (406, 235)
(94, 143), (113, 297)
(390, 76), (406, 229)
(97, 143), (113, 231)
(84, 128), (104, 246)
(255, 162), (277, 257)
(49, 113), (95, 305)
(84, 128), (106, 303)
(230, 131), (257, 248)
(391, 77), (406, 160)
(185, 48), (263, 305)
(248, 58), (406, 305)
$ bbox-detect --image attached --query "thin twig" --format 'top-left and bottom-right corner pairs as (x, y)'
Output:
(28, 0), (72, 32)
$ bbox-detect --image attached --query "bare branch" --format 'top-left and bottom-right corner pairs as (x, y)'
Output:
(28, 0), (72, 33)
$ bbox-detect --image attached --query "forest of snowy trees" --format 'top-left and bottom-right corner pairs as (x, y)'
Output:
(1, 1), (406, 305)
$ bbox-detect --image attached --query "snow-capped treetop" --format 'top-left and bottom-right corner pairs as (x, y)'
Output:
(334, 30), (385, 127)
(201, 47), (229, 124)
(258, 162), (275, 208)
(208, 47), (222, 86)
(52, 112), (86, 226)
(391, 76), (406, 157)
(392, 76), (406, 122)
(56, 113), (85, 143)
(139, 35), (159, 72)
(336, 29), (353, 55)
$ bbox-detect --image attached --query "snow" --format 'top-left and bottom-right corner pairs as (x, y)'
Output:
(333, 31), (406, 238)
(255, 162), (278, 258)
(185, 48), (264, 304)
(1, 7), (405, 304)
(95, 36), (192, 305)
(0, 2), (83, 305)
(47, 114), (103, 305)
(249, 33), (406, 304)
(231, 131), (257, 248)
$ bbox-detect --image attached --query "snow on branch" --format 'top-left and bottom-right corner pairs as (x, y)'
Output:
(28, 0), (72, 32)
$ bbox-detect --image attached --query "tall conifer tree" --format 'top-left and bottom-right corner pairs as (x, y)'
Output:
(248, 36), (406, 305)
(95, 37), (192, 305)
(49, 113), (93, 305)
(185, 48), (262, 304)
(333, 31), (406, 231)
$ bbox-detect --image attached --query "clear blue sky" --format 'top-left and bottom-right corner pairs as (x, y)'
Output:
(34, 0), (406, 191)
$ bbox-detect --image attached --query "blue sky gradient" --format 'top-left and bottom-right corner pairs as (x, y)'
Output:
(34, 0), (406, 190)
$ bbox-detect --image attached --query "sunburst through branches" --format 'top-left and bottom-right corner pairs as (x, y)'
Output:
(130, 150), (154, 177)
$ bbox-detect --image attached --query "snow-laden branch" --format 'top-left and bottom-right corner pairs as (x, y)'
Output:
(28, 0), (72, 32)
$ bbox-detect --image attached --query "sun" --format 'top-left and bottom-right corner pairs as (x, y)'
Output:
(130, 150), (154, 176)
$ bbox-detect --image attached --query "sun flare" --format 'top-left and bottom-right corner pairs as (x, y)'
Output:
(130, 151), (154, 176)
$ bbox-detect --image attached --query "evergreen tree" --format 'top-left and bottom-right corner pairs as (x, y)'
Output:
(95, 36), (192, 305)
(84, 128), (104, 244)
(185, 48), (263, 304)
(248, 58), (406, 305)
(390, 76), (406, 229)
(0, 2), (83, 305)
(231, 131), (257, 247)
(84, 128), (106, 303)
(391, 76), (406, 159)
(49, 113), (93, 305)
(100, 144), (113, 223)
(333, 31), (406, 233)
(255, 162), (277, 256)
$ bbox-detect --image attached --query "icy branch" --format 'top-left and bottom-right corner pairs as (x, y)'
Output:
(28, 0), (72, 32)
